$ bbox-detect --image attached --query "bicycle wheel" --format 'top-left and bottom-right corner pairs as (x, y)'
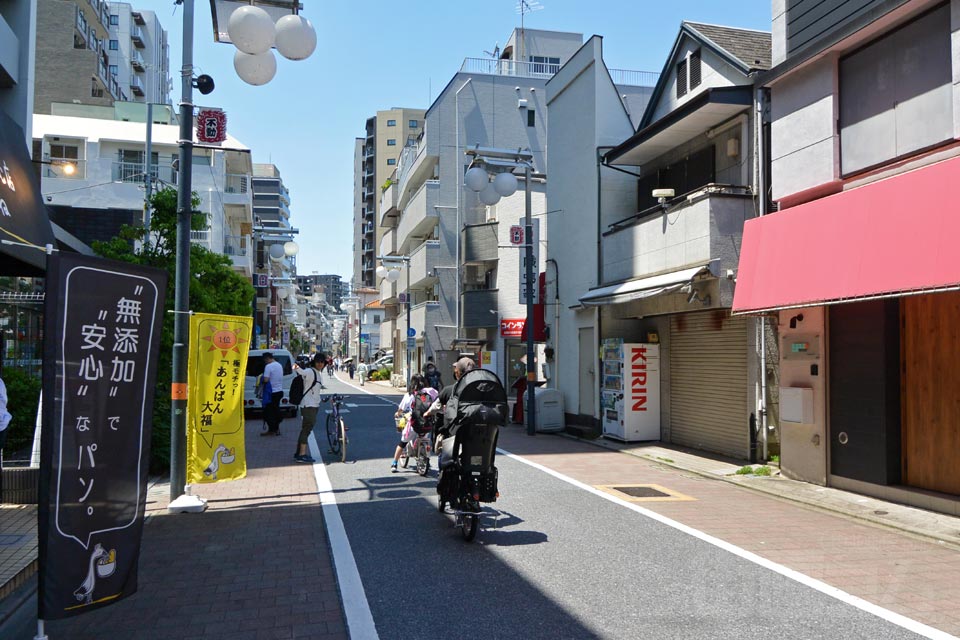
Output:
(461, 512), (478, 542)
(326, 413), (340, 455)
(416, 440), (429, 476)
(338, 418), (348, 463)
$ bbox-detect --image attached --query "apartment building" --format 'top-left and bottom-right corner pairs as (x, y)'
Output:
(108, 4), (171, 105)
(252, 164), (297, 348)
(0, 0), (37, 140)
(353, 108), (426, 288)
(35, 0), (127, 112)
(297, 273), (345, 311)
(734, 0), (960, 510)
(378, 28), (583, 383)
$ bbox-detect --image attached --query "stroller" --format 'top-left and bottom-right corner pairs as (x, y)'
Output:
(436, 369), (508, 541)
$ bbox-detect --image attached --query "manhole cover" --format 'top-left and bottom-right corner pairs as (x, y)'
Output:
(613, 486), (669, 498)
(0, 534), (27, 547)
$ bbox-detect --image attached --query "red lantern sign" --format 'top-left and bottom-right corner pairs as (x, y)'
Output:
(196, 109), (227, 144)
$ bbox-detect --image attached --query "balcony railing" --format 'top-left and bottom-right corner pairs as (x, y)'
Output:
(608, 68), (659, 88)
(42, 159), (86, 180)
(130, 76), (144, 96)
(223, 235), (250, 256)
(131, 26), (145, 47)
(460, 57), (560, 79)
(131, 51), (146, 71)
(225, 173), (249, 194)
(111, 161), (177, 185)
(189, 229), (211, 247)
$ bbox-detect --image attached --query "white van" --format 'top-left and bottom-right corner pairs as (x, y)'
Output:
(244, 349), (297, 417)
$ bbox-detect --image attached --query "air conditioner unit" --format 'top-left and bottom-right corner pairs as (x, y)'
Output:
(463, 265), (485, 285)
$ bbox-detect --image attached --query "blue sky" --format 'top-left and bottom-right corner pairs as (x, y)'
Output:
(148, 0), (770, 280)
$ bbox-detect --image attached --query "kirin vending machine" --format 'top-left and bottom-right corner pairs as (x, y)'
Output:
(601, 339), (661, 442)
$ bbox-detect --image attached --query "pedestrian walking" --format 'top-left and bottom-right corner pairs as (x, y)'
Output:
(348, 361), (356, 379)
(260, 352), (284, 436)
(291, 352), (326, 463)
(0, 369), (11, 500)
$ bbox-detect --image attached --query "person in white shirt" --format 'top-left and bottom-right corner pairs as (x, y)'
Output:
(291, 352), (326, 463)
(0, 373), (12, 499)
(260, 352), (285, 436)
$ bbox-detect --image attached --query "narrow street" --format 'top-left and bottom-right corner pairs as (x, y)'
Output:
(314, 374), (945, 640)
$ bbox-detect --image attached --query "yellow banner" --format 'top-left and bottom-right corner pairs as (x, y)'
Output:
(186, 313), (252, 484)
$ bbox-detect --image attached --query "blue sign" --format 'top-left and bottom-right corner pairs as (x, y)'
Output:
(407, 327), (416, 338)
(254, 324), (261, 335)
(406, 336), (416, 349)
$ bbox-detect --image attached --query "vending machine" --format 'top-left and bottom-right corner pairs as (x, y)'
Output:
(601, 339), (661, 442)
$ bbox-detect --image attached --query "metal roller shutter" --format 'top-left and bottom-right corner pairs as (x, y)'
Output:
(669, 310), (749, 459)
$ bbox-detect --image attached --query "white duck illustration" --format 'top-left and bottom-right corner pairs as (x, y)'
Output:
(203, 444), (229, 480)
(74, 543), (108, 605)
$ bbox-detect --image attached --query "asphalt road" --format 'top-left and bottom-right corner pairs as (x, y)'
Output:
(315, 374), (928, 640)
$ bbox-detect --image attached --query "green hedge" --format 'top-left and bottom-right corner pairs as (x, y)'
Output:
(2, 368), (41, 460)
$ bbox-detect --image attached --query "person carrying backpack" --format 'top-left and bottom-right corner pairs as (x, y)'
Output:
(391, 374), (429, 472)
(290, 352), (327, 463)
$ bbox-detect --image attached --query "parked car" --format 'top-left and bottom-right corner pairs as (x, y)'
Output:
(372, 355), (393, 371)
(244, 349), (297, 417)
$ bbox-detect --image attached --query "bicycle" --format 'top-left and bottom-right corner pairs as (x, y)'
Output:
(397, 414), (432, 477)
(323, 394), (347, 462)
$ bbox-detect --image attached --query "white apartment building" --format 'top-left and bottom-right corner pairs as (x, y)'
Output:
(33, 107), (254, 276)
(108, 4), (171, 105)
(378, 28), (582, 384)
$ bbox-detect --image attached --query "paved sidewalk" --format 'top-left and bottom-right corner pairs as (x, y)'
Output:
(497, 426), (960, 638)
(41, 414), (346, 640)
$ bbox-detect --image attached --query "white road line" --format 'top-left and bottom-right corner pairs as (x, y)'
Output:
(497, 447), (959, 640)
(309, 433), (379, 640)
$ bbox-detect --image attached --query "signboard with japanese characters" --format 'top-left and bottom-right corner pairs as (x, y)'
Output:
(254, 273), (269, 288)
(0, 110), (56, 274)
(196, 108), (227, 144)
(38, 253), (166, 619)
(186, 313), (252, 485)
(500, 318), (525, 337)
(509, 225), (524, 246)
(519, 219), (541, 304)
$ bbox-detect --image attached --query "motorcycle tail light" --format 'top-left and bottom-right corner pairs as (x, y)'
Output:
(496, 492), (500, 498)
(473, 493), (480, 501)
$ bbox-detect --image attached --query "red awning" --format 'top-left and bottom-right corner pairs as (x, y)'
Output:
(733, 155), (960, 314)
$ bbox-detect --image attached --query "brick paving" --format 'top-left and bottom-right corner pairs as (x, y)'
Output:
(0, 505), (36, 601)
(497, 427), (960, 638)
(42, 414), (347, 640)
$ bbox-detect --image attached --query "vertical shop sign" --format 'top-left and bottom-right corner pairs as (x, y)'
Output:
(186, 313), (251, 484)
(38, 253), (166, 619)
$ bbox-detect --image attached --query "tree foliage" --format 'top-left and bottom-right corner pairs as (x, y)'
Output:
(92, 188), (255, 472)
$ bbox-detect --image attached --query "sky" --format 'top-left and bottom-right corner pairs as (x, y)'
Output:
(145, 0), (771, 281)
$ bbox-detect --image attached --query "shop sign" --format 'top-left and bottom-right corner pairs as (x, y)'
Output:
(196, 108), (227, 144)
(500, 318), (525, 337)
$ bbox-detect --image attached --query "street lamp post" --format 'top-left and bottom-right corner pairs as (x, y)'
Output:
(377, 256), (411, 382)
(464, 146), (537, 437)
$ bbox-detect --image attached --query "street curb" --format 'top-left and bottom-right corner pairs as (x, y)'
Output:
(551, 431), (960, 551)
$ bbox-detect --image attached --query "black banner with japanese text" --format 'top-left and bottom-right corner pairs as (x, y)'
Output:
(38, 253), (167, 619)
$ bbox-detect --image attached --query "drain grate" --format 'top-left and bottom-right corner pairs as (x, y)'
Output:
(0, 534), (27, 547)
(595, 483), (696, 502)
(613, 486), (669, 498)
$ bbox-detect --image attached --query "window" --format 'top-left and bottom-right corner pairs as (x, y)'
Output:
(109, 39), (119, 50)
(529, 55), (560, 74)
(527, 109), (536, 127)
(49, 143), (79, 162)
(373, 315), (381, 325)
(386, 119), (396, 126)
(676, 58), (688, 98)
(839, 5), (952, 174)
(387, 158), (396, 166)
(109, 14), (119, 25)
(109, 64), (118, 76)
(409, 120), (418, 128)
(387, 139), (397, 146)
(689, 50), (702, 89)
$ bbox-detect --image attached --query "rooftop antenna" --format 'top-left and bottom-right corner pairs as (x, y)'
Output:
(516, 0), (544, 65)
(483, 41), (501, 59)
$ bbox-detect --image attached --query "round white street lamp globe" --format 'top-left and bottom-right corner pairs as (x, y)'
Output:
(276, 287), (288, 299)
(287, 285), (298, 299)
(464, 166), (489, 193)
(233, 49), (277, 86)
(284, 240), (299, 256)
(479, 182), (501, 206)
(376, 265), (388, 279)
(268, 243), (286, 261)
(274, 14), (317, 61)
(227, 6), (275, 55)
(493, 172), (518, 197)
(386, 269), (401, 283)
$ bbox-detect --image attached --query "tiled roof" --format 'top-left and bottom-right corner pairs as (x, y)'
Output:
(685, 22), (772, 71)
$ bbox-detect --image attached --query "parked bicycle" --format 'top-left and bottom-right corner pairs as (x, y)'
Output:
(397, 415), (431, 476)
(323, 394), (347, 462)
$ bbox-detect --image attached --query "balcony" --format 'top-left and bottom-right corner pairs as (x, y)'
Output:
(131, 51), (145, 72)
(396, 180), (439, 253)
(379, 318), (396, 355)
(401, 301), (442, 340)
(224, 235), (253, 276)
(379, 227), (396, 257)
(463, 222), (498, 264)
(131, 26), (145, 48)
(461, 289), (499, 329)
(380, 276), (397, 305)
(460, 57), (560, 79)
(396, 135), (437, 205)
(132, 10), (146, 25)
(601, 185), (753, 285)
(379, 181), (398, 228)
(189, 229), (211, 248)
(42, 159), (85, 180)
(363, 223), (374, 236)
(408, 240), (439, 289)
(130, 76), (144, 96)
(111, 161), (177, 185)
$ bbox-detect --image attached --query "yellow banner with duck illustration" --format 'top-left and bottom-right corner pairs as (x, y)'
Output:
(186, 313), (252, 484)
